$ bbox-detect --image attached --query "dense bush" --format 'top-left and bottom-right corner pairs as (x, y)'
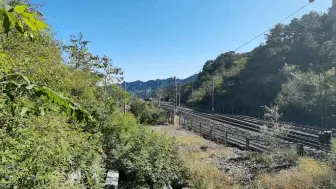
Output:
(130, 99), (165, 125)
(101, 112), (188, 188)
(0, 1), (188, 188)
(0, 112), (104, 189)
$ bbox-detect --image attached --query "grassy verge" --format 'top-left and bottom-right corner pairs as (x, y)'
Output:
(163, 127), (236, 189)
(257, 158), (333, 189)
(153, 125), (336, 189)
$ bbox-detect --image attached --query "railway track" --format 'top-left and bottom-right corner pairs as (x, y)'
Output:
(160, 103), (331, 151)
(177, 110), (272, 152)
(192, 106), (336, 137)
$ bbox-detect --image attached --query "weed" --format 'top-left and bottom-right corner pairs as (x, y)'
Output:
(175, 135), (208, 147)
(258, 158), (333, 189)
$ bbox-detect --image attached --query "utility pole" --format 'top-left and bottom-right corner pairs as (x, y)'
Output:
(158, 85), (160, 107)
(333, 0), (336, 65)
(174, 76), (177, 116)
(319, 72), (324, 128)
(325, 0), (336, 128)
(178, 84), (181, 106)
(124, 80), (127, 114)
(211, 75), (214, 112)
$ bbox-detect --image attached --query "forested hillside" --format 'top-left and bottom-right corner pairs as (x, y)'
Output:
(182, 9), (335, 127)
(123, 74), (198, 99)
(0, 1), (187, 188)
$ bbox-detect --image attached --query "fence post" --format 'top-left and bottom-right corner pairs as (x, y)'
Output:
(199, 122), (202, 134)
(224, 129), (228, 147)
(209, 126), (213, 140)
(245, 138), (250, 150)
(297, 143), (304, 156)
(190, 117), (193, 130)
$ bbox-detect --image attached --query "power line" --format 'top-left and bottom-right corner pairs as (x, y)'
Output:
(234, 1), (314, 52)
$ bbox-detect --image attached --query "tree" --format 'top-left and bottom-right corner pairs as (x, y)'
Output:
(183, 9), (335, 126)
(0, 2), (48, 38)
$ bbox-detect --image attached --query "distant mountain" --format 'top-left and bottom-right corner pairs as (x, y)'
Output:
(122, 74), (198, 98)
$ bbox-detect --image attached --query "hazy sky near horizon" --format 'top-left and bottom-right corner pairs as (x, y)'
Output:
(32, 0), (330, 82)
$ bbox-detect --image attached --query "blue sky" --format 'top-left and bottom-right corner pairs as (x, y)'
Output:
(32, 0), (330, 82)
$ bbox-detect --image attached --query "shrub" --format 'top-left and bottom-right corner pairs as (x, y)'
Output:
(0, 2), (189, 188)
(101, 112), (188, 188)
(0, 112), (103, 189)
(130, 99), (165, 125)
(244, 147), (298, 167)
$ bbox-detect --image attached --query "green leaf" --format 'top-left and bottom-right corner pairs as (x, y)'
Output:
(7, 73), (31, 84)
(14, 5), (27, 13)
(72, 110), (76, 119)
(33, 19), (48, 29)
(0, 8), (4, 20)
(29, 32), (34, 40)
(22, 17), (37, 32)
(39, 107), (45, 116)
(23, 31), (28, 38)
(20, 107), (28, 117)
(22, 12), (34, 19)
(0, 10), (10, 34)
(26, 84), (35, 90)
(7, 12), (16, 25)
(20, 73), (31, 83)
(84, 171), (93, 187)
(15, 21), (24, 34)
(22, 12), (48, 31)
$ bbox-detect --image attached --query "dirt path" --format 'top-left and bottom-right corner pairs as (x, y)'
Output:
(151, 125), (243, 188)
(151, 124), (231, 154)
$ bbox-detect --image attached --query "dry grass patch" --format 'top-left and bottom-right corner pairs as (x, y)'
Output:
(152, 125), (236, 189)
(176, 135), (233, 189)
(175, 135), (208, 147)
(258, 158), (333, 189)
(181, 148), (232, 162)
(180, 150), (234, 189)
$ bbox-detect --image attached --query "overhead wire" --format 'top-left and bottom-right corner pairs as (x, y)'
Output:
(234, 1), (314, 52)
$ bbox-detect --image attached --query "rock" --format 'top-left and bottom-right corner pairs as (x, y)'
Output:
(105, 170), (119, 189)
(68, 170), (81, 183)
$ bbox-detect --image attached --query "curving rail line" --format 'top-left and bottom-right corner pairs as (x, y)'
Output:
(160, 102), (330, 151)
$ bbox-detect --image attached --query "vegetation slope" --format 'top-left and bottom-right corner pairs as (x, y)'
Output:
(171, 9), (335, 127)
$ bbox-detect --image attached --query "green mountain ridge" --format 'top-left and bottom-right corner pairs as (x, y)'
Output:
(122, 74), (198, 98)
